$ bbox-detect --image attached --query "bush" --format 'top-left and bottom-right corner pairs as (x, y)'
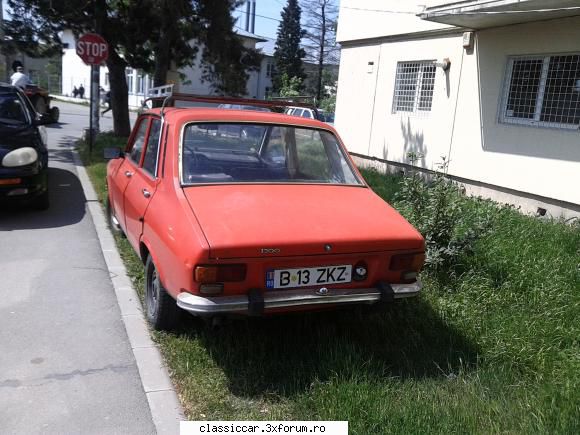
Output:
(395, 153), (495, 272)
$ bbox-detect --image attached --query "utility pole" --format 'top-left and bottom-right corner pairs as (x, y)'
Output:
(0, 0), (7, 81)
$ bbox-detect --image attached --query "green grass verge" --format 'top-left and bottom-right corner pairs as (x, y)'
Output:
(80, 135), (580, 434)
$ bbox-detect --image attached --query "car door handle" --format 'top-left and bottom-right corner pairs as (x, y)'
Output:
(142, 189), (151, 198)
(125, 171), (133, 178)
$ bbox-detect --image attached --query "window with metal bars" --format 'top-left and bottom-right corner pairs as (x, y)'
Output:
(392, 61), (437, 114)
(500, 54), (580, 129)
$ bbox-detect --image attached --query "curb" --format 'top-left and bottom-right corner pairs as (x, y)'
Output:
(72, 150), (184, 434)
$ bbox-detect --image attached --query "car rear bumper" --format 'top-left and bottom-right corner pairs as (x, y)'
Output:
(176, 280), (421, 315)
(0, 169), (47, 202)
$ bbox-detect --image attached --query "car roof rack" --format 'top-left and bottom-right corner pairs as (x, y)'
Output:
(143, 85), (318, 118)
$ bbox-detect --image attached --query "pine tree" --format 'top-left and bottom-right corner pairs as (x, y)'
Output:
(272, 0), (306, 93)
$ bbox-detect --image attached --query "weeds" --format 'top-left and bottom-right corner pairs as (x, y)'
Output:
(395, 153), (495, 271)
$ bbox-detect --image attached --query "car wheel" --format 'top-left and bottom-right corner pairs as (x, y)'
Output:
(34, 96), (47, 114)
(145, 255), (182, 330)
(33, 189), (49, 210)
(49, 106), (60, 123)
(106, 196), (124, 237)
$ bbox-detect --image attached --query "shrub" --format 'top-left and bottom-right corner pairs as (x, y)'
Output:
(395, 153), (495, 272)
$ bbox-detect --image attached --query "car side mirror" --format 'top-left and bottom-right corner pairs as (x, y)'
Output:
(33, 113), (52, 126)
(103, 147), (124, 159)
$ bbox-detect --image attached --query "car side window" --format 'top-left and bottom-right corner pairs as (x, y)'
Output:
(302, 110), (313, 119)
(142, 118), (162, 176)
(128, 118), (149, 164)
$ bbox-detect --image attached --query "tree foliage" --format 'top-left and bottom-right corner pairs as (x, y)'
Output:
(2, 0), (260, 135)
(278, 73), (302, 98)
(272, 0), (305, 93)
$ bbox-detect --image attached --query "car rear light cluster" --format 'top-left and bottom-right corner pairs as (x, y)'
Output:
(194, 264), (246, 294)
(390, 252), (425, 283)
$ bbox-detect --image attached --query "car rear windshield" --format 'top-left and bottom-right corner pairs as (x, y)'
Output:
(181, 123), (363, 185)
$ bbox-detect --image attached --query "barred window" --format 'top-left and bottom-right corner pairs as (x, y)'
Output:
(500, 54), (580, 129)
(392, 61), (436, 114)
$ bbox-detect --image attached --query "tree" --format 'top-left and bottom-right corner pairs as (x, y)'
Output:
(272, 0), (305, 93)
(3, 0), (260, 135)
(278, 73), (302, 98)
(301, 0), (339, 103)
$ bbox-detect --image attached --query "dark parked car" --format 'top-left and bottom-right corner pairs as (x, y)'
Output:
(0, 83), (51, 210)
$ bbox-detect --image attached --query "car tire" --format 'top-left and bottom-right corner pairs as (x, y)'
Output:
(33, 189), (50, 210)
(34, 96), (47, 114)
(49, 106), (60, 123)
(145, 255), (182, 331)
(106, 196), (124, 237)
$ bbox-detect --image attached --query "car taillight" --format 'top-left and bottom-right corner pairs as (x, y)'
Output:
(194, 264), (247, 283)
(390, 252), (425, 271)
(390, 252), (425, 283)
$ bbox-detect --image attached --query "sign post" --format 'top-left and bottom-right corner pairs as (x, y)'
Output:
(76, 33), (109, 154)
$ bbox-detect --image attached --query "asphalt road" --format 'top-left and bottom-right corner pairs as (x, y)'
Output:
(0, 102), (155, 434)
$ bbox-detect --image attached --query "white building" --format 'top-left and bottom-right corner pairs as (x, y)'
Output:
(335, 0), (580, 218)
(60, 29), (272, 107)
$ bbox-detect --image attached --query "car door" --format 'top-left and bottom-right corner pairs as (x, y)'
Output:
(109, 117), (149, 233)
(124, 117), (162, 252)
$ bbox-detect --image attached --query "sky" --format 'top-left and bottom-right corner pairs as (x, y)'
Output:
(232, 0), (287, 40)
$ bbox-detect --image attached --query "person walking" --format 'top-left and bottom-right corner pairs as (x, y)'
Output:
(102, 90), (112, 115)
(78, 84), (85, 99)
(10, 66), (30, 89)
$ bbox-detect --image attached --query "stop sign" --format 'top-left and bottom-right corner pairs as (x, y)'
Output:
(76, 33), (109, 65)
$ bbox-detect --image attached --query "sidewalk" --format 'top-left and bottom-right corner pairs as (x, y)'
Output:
(0, 101), (181, 434)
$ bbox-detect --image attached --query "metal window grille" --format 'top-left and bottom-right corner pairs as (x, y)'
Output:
(500, 54), (580, 129)
(392, 61), (436, 114)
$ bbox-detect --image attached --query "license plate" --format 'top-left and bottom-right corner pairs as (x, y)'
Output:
(266, 265), (352, 289)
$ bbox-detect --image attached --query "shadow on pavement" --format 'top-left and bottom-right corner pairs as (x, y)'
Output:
(0, 167), (86, 230)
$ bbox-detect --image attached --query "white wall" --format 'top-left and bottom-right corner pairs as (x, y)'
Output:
(337, 0), (451, 43)
(336, 15), (580, 207)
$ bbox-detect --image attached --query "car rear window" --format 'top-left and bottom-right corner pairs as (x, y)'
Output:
(181, 123), (362, 185)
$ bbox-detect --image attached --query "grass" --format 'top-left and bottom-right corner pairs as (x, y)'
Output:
(80, 135), (580, 434)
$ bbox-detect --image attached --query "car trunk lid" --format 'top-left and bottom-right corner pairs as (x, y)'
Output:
(183, 184), (424, 259)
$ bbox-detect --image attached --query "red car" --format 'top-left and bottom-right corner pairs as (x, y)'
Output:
(105, 94), (424, 330)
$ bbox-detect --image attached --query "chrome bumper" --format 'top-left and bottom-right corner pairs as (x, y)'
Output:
(176, 280), (421, 315)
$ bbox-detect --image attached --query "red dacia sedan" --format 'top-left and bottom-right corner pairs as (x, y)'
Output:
(105, 95), (424, 330)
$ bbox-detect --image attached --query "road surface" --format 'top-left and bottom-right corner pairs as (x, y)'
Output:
(0, 102), (155, 434)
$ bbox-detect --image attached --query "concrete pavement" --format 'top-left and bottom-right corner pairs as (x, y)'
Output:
(0, 102), (171, 434)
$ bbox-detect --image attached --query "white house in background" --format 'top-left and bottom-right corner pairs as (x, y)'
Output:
(335, 0), (580, 218)
(60, 28), (271, 107)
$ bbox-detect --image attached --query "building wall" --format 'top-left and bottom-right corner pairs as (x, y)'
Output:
(336, 0), (451, 43)
(336, 14), (580, 211)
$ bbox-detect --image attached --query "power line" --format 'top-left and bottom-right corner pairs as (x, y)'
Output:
(235, 7), (282, 23)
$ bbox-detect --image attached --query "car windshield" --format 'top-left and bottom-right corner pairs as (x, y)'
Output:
(181, 123), (363, 185)
(0, 93), (27, 125)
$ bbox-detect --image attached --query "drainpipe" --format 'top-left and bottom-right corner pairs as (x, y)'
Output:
(251, 0), (256, 34)
(245, 0), (251, 31)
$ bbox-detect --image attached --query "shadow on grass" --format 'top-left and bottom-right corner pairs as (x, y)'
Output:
(173, 298), (479, 399)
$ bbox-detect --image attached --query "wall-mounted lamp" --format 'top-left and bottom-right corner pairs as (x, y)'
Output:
(433, 58), (451, 71)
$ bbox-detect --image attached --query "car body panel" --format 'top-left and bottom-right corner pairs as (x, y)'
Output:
(105, 104), (425, 317)
(182, 184), (423, 259)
